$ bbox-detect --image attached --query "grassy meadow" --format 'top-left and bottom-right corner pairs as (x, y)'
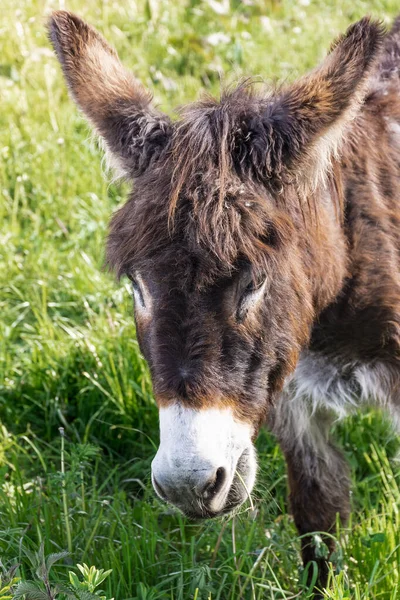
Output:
(1, 0), (400, 598)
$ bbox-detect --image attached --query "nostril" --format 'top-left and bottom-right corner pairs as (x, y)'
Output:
(214, 467), (226, 494)
(202, 467), (227, 499)
(213, 467), (227, 494)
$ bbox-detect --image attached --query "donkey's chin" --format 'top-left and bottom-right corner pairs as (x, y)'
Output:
(175, 446), (257, 521)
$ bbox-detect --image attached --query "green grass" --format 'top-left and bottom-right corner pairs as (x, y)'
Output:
(1, 0), (400, 598)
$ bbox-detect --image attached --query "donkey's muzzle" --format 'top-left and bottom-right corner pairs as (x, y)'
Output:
(150, 404), (257, 519)
(151, 463), (232, 518)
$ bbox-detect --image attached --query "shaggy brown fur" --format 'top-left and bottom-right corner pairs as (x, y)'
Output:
(49, 10), (400, 593)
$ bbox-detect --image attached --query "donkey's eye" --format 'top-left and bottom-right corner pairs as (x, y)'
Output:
(244, 279), (260, 294)
(243, 275), (265, 296)
(237, 276), (266, 322)
(128, 274), (145, 308)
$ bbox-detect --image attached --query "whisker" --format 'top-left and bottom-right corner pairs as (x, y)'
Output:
(235, 469), (255, 512)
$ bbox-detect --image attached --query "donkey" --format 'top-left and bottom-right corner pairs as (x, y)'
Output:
(48, 10), (400, 590)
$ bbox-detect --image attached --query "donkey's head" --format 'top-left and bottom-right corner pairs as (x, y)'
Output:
(49, 11), (384, 518)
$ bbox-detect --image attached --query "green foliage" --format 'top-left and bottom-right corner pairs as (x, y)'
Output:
(1, 1), (400, 599)
(0, 563), (19, 599)
(69, 564), (113, 600)
(12, 544), (68, 600)
(7, 545), (111, 600)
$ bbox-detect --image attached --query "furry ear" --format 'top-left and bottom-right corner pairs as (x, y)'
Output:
(236, 17), (386, 188)
(48, 11), (172, 177)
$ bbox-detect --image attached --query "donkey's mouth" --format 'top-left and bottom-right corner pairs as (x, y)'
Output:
(225, 447), (256, 510)
(171, 446), (257, 521)
(214, 447), (256, 517)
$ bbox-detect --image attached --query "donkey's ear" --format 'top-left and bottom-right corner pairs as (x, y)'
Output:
(48, 11), (172, 177)
(241, 17), (385, 187)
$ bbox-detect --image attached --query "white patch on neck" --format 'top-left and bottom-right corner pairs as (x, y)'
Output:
(284, 351), (395, 423)
(271, 353), (400, 477)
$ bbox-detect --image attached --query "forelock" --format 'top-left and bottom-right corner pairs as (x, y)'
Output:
(106, 81), (305, 279)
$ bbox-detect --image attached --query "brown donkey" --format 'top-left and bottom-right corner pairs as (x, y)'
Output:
(49, 10), (400, 590)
